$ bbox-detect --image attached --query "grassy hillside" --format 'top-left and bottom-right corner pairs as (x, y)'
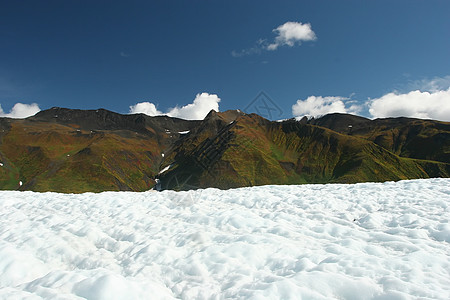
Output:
(0, 108), (199, 192)
(1, 108), (449, 192)
(310, 113), (450, 163)
(0, 121), (160, 192)
(159, 113), (450, 190)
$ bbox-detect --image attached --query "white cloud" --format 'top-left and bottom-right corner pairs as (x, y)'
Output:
(120, 52), (130, 58)
(292, 82), (450, 122)
(368, 88), (450, 121)
(0, 102), (40, 118)
(232, 21), (316, 57)
(129, 102), (162, 116)
(292, 96), (360, 119)
(166, 93), (220, 120)
(267, 21), (317, 51)
(129, 92), (220, 120)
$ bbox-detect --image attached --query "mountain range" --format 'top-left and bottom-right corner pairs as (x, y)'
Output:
(0, 107), (449, 192)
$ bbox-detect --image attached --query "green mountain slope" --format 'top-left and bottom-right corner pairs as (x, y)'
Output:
(0, 108), (449, 192)
(0, 108), (200, 192)
(309, 113), (450, 163)
(159, 112), (450, 190)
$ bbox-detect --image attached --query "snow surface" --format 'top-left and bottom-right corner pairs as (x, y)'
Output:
(158, 164), (172, 175)
(1, 178), (449, 300)
(178, 131), (190, 135)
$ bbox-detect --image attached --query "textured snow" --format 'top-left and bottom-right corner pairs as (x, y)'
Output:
(1, 178), (449, 299)
(158, 164), (172, 175)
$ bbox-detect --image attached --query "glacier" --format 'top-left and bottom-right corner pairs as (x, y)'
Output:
(0, 178), (449, 299)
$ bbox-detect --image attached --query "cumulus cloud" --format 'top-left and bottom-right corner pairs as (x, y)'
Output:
(368, 88), (450, 121)
(129, 92), (220, 120)
(0, 102), (41, 118)
(232, 21), (316, 57)
(267, 21), (317, 51)
(292, 82), (450, 122)
(292, 96), (361, 119)
(166, 93), (220, 120)
(129, 102), (162, 116)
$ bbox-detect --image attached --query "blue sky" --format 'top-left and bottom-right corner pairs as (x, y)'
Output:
(1, 0), (450, 120)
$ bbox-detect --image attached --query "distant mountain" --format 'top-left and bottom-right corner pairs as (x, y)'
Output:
(0, 107), (200, 192)
(0, 107), (448, 192)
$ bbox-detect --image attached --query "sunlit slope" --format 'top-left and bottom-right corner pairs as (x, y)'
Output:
(0, 108), (449, 192)
(0, 121), (160, 192)
(0, 108), (200, 192)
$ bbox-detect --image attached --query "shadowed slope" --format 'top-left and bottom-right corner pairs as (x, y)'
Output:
(310, 113), (450, 163)
(159, 113), (450, 190)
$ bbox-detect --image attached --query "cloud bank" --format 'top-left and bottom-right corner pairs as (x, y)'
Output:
(0, 103), (41, 118)
(232, 21), (316, 57)
(129, 102), (162, 116)
(292, 96), (361, 119)
(368, 89), (450, 121)
(292, 87), (450, 122)
(130, 92), (220, 120)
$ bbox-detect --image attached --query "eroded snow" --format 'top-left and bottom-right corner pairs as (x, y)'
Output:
(0, 179), (449, 299)
(158, 164), (172, 175)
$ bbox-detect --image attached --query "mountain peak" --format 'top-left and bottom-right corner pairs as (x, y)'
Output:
(1, 109), (448, 192)
(203, 109), (246, 123)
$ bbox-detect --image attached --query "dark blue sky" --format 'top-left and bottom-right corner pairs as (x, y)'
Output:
(1, 0), (450, 119)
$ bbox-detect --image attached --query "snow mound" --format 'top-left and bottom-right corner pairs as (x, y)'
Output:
(1, 178), (449, 299)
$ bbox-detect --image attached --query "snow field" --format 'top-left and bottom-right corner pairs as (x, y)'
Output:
(0, 178), (449, 299)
